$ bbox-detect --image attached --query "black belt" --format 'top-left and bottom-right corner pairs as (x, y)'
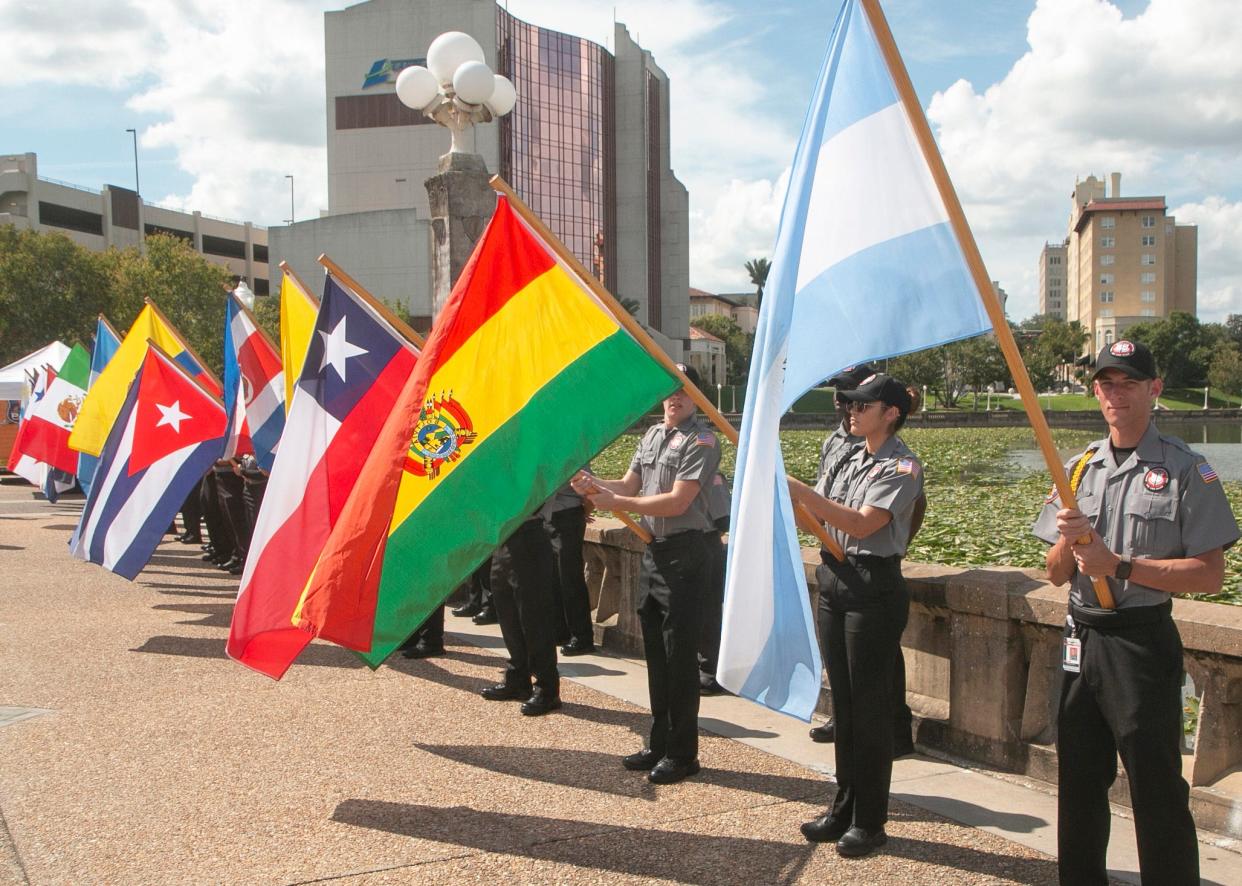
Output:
(1070, 599), (1172, 628)
(820, 550), (900, 565)
(651, 530), (704, 546)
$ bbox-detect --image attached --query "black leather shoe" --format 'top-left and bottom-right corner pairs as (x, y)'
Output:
(800, 813), (849, 843)
(451, 602), (482, 618)
(835, 827), (887, 858)
(622, 748), (662, 771)
(809, 721), (835, 743)
(480, 682), (529, 701)
(560, 638), (595, 656)
(892, 733), (915, 758)
(219, 555), (244, 572)
(200, 543), (214, 553)
(472, 607), (498, 625)
(520, 689), (562, 716)
(176, 532), (202, 544)
(699, 676), (725, 696)
(201, 550), (220, 562)
(401, 642), (445, 659)
(647, 757), (701, 784)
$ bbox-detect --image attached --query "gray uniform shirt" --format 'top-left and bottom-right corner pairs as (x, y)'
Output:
(814, 422), (863, 498)
(1032, 422), (1239, 609)
(548, 479), (585, 514)
(627, 414), (721, 537)
(824, 435), (924, 557)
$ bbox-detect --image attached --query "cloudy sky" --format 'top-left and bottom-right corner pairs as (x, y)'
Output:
(4, 0), (1240, 321)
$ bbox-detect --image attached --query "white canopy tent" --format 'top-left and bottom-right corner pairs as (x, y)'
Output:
(0, 341), (71, 402)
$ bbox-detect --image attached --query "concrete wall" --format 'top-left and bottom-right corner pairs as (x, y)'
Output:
(580, 520), (1242, 839)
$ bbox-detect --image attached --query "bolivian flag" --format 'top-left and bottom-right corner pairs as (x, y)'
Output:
(294, 195), (679, 666)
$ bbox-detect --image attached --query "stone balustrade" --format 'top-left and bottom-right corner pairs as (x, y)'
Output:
(581, 518), (1242, 838)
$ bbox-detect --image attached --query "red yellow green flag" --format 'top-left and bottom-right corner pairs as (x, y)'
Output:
(293, 195), (678, 664)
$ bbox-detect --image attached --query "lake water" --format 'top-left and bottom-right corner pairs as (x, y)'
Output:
(1009, 420), (1242, 481)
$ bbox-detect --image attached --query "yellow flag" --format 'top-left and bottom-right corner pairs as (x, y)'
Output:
(279, 271), (320, 413)
(68, 302), (220, 457)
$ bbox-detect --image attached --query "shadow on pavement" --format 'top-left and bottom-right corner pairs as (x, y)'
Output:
(0, 544), (21, 551)
(698, 717), (780, 740)
(414, 744), (828, 804)
(891, 793), (1048, 833)
(151, 602), (234, 629)
(130, 635), (365, 669)
(41, 523), (79, 531)
(558, 662), (627, 678)
(883, 834), (1059, 884)
(332, 800), (817, 885)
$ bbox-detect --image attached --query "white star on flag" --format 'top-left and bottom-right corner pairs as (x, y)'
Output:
(319, 317), (368, 381)
(155, 400), (191, 433)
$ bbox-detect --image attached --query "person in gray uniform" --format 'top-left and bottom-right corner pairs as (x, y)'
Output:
(546, 479), (596, 656)
(697, 470), (731, 695)
(789, 372), (924, 858)
(572, 364), (721, 784)
(1033, 340), (1238, 886)
(808, 364), (917, 758)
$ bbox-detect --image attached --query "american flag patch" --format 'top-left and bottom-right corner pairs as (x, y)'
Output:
(1199, 462), (1219, 484)
(896, 457), (920, 476)
(695, 431), (716, 448)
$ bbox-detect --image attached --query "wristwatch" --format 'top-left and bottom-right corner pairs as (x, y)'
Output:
(1114, 555), (1133, 581)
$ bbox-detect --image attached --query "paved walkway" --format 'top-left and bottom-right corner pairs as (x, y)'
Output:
(1, 480), (1239, 884)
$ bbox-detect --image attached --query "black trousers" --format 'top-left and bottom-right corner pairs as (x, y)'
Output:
(460, 559), (493, 611)
(242, 475), (267, 531)
(490, 519), (559, 693)
(215, 470), (250, 557)
(697, 532), (726, 675)
(547, 506), (592, 645)
(1057, 603), (1197, 885)
(180, 483), (203, 537)
(400, 605), (445, 648)
(817, 555), (909, 832)
(199, 474), (235, 558)
(639, 530), (711, 762)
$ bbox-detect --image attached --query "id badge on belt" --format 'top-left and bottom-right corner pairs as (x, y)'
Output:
(1062, 614), (1082, 673)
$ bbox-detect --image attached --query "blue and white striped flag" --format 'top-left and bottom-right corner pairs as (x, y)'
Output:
(717, 0), (991, 719)
(77, 316), (122, 496)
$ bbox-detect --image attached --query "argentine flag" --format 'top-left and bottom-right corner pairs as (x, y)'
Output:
(717, 0), (992, 719)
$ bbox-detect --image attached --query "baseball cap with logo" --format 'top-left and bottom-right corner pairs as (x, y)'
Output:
(1091, 340), (1157, 381)
(827, 363), (878, 390)
(839, 372), (913, 415)
(675, 362), (702, 388)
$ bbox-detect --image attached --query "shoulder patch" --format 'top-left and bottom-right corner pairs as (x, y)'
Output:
(695, 431), (717, 448)
(1045, 485), (1059, 504)
(1143, 467), (1169, 491)
(895, 457), (920, 477)
(1199, 462), (1219, 484)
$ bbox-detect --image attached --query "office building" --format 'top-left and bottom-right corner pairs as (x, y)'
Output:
(1038, 241), (1068, 320)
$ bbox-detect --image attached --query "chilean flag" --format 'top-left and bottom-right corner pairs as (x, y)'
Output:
(227, 273), (419, 679)
(70, 343), (226, 580)
(222, 293), (285, 471)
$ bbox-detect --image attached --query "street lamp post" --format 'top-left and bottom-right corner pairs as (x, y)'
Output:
(285, 175), (295, 225)
(716, 382), (722, 411)
(124, 128), (140, 195)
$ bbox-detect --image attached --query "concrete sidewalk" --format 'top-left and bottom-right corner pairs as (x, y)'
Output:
(1, 482), (1238, 884)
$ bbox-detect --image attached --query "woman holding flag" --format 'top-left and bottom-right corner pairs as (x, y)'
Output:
(788, 371), (923, 858)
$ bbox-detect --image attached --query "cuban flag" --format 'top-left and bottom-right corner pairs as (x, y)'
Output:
(77, 316), (123, 496)
(717, 0), (992, 718)
(70, 344), (226, 580)
(222, 293), (285, 471)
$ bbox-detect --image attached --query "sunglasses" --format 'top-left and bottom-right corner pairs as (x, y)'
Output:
(844, 400), (883, 414)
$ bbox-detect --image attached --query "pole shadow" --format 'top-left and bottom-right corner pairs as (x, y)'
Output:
(130, 635), (366, 669)
(698, 717), (780, 740)
(331, 800), (817, 886)
(890, 793), (1048, 833)
(151, 602), (234, 629)
(882, 834), (1059, 884)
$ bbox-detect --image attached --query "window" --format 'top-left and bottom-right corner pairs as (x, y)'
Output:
(1100, 273), (1114, 285)
(1101, 255), (1116, 266)
(1141, 254), (1156, 266)
(1141, 291), (1156, 302)
(1105, 330), (1115, 344)
(1142, 215), (1156, 228)
(1101, 236), (1115, 248)
(1100, 216), (1116, 228)
(1141, 272), (1156, 283)
(1100, 291), (1114, 303)
(1049, 256), (1062, 265)
(1051, 300), (1061, 309)
(1141, 309), (1156, 317)
(1141, 234), (1156, 247)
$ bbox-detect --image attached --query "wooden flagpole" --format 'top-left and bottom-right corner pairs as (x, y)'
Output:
(142, 297), (223, 392)
(861, 0), (1114, 607)
(489, 174), (845, 559)
(315, 254), (426, 349)
(278, 260), (322, 311)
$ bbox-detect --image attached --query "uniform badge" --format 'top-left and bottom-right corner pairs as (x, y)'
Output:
(695, 431), (716, 448)
(1143, 468), (1168, 491)
(1199, 462), (1219, 484)
(896, 457), (920, 477)
(1045, 485), (1059, 503)
(1110, 340), (1136, 357)
(668, 431), (684, 450)
(868, 464), (885, 479)
(403, 392), (478, 480)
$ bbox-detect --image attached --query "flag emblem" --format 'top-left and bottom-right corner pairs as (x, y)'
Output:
(1143, 467), (1169, 491)
(405, 393), (477, 480)
(56, 395), (82, 424)
(1199, 462), (1219, 484)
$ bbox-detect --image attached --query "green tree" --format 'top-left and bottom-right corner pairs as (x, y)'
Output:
(101, 234), (233, 376)
(1017, 315), (1089, 390)
(1208, 342), (1242, 404)
(619, 296), (641, 317)
(744, 257), (770, 309)
(691, 314), (754, 384)
(948, 335), (1008, 409)
(889, 346), (946, 406)
(1125, 311), (1215, 388)
(0, 227), (112, 365)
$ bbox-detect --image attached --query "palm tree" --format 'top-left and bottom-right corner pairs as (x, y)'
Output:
(619, 297), (641, 317)
(744, 257), (770, 309)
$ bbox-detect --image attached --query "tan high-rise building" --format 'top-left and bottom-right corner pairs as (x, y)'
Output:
(1039, 240), (1068, 320)
(1061, 172), (1196, 355)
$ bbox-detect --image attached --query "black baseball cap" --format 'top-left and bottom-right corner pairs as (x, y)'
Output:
(827, 363), (877, 390)
(1092, 340), (1157, 381)
(675, 362), (702, 388)
(839, 372), (913, 414)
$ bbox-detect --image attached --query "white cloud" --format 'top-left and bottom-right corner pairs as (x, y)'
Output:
(927, 0), (1242, 321)
(1171, 196), (1242, 322)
